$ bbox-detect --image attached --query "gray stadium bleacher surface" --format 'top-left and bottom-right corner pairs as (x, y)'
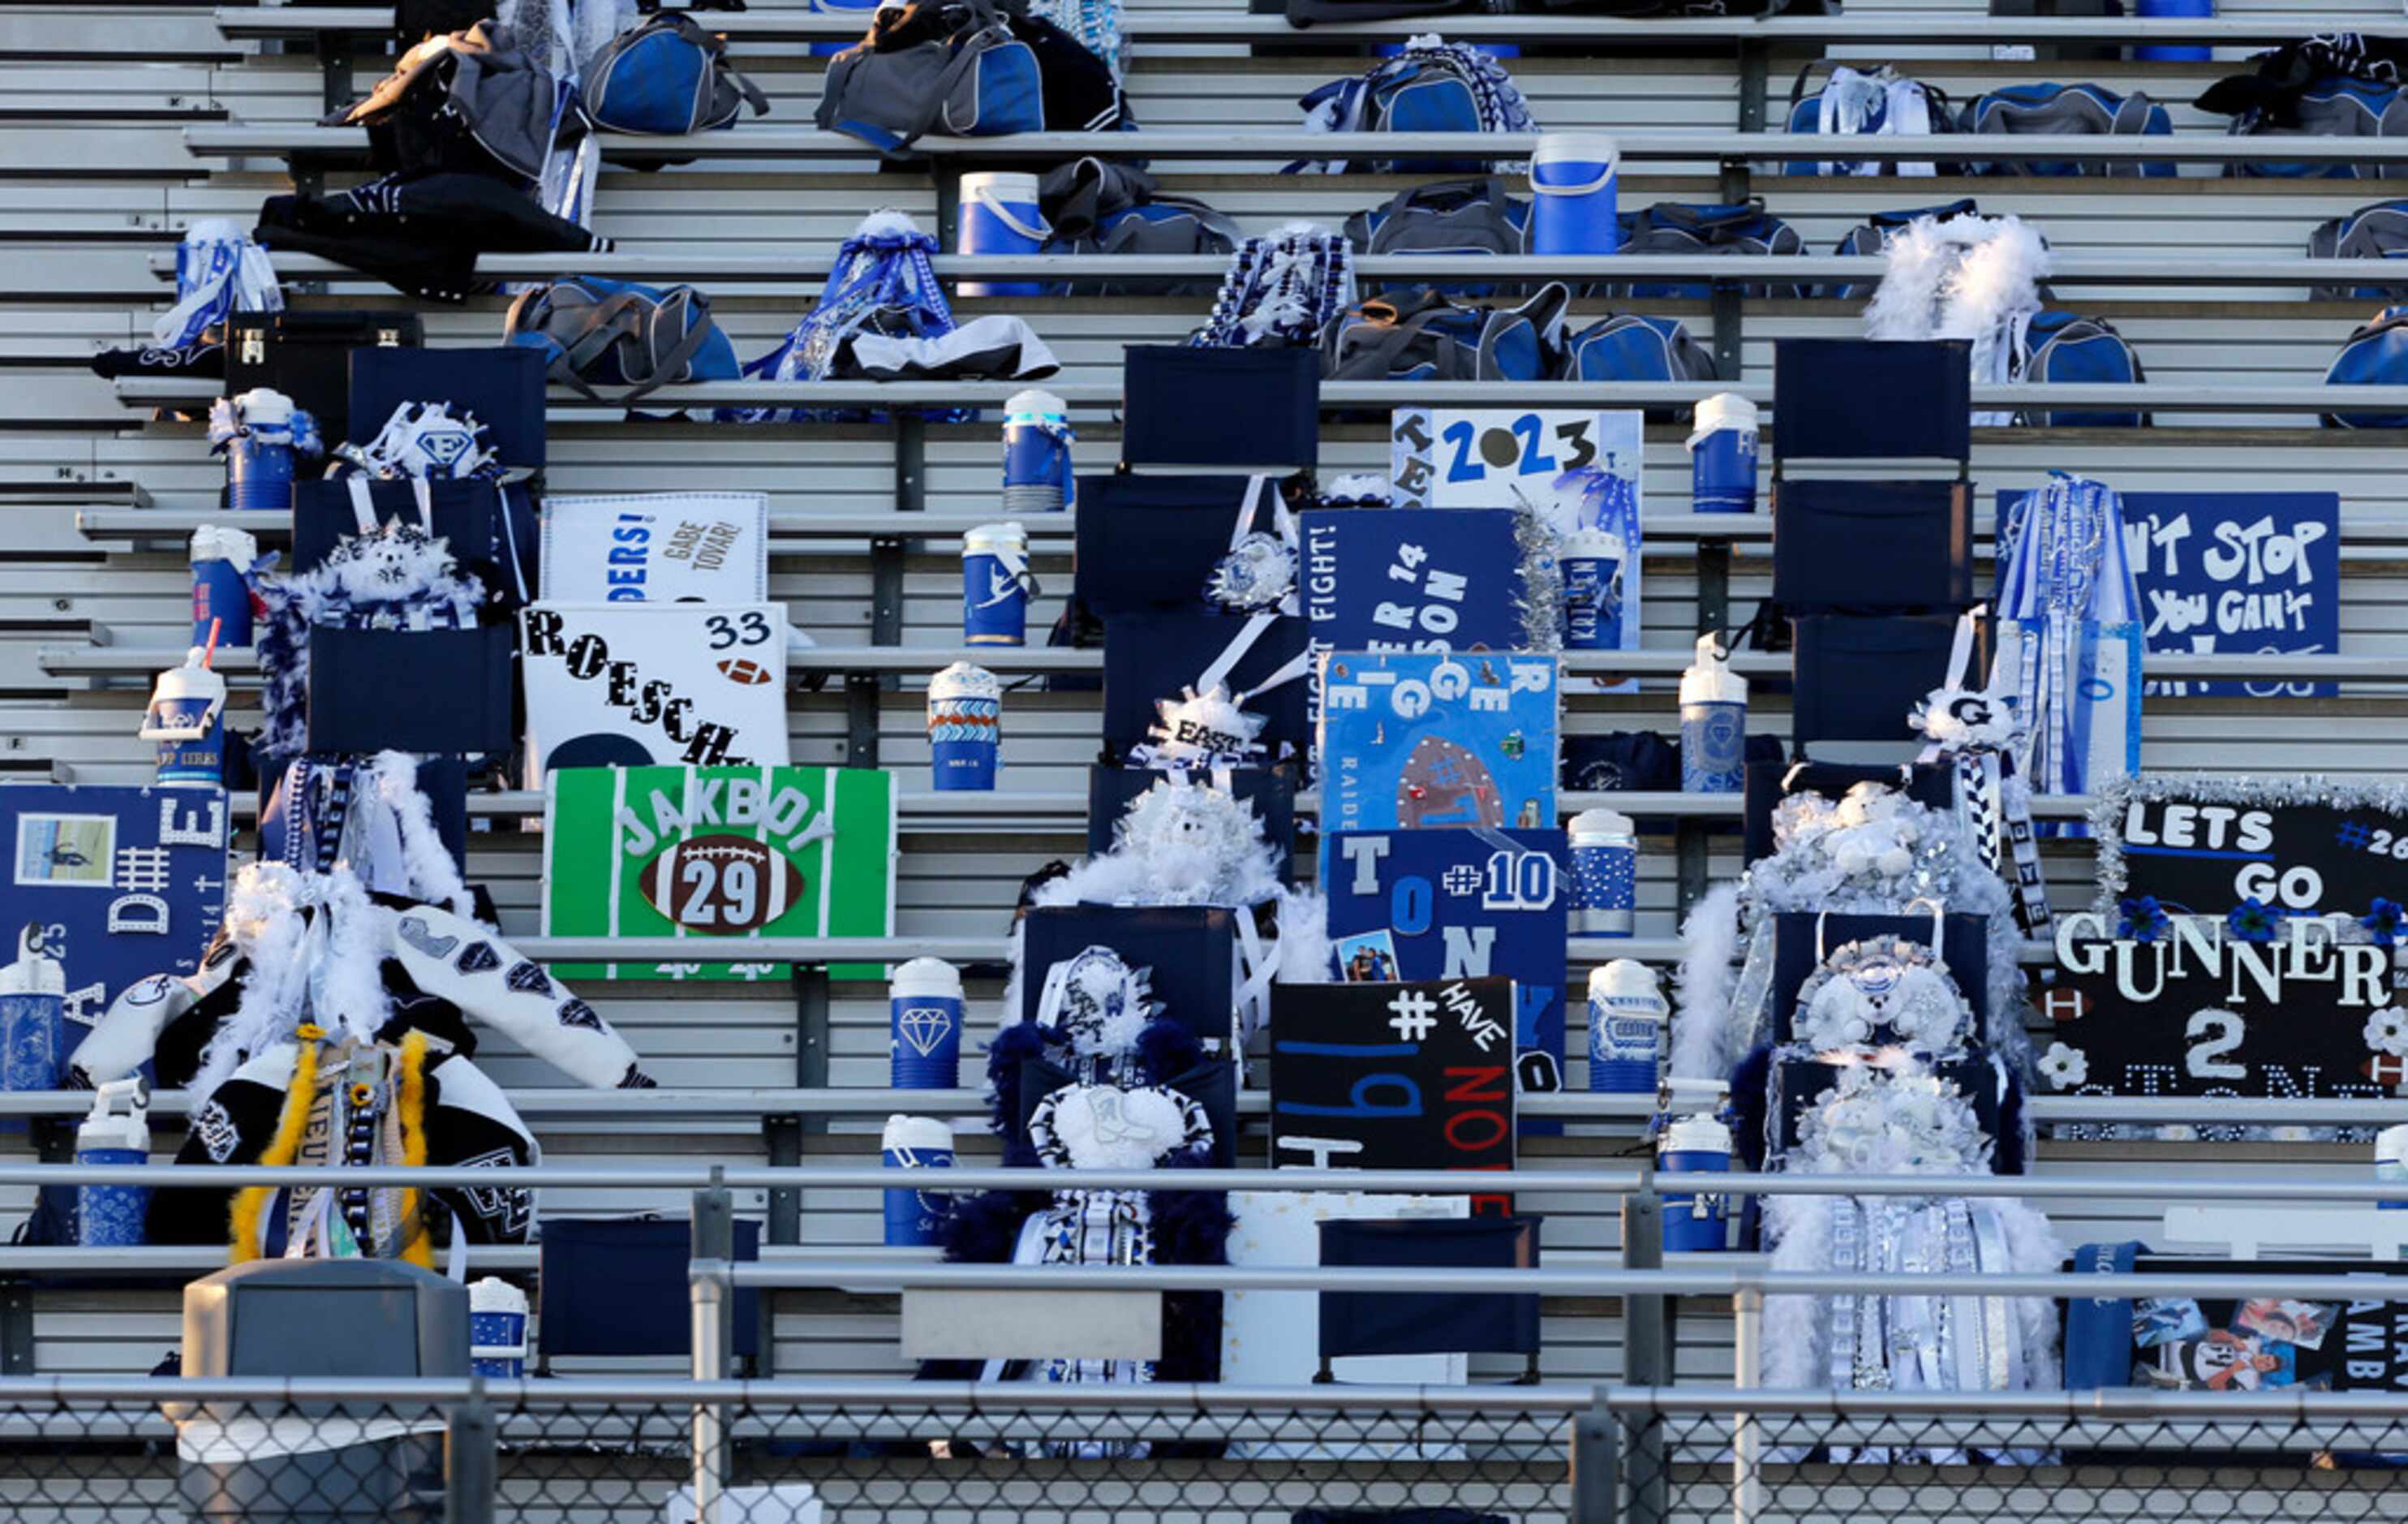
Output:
(3, 2), (2406, 1453)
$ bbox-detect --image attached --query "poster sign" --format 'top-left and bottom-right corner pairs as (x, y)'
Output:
(540, 493), (770, 604)
(1322, 827), (1567, 1105)
(2098, 776), (2408, 922)
(2124, 1264), (2408, 1392)
(541, 765), (894, 980)
(521, 602), (790, 779)
(0, 785), (230, 1030)
(1270, 977), (1516, 1178)
(2123, 492), (2339, 700)
(1388, 407), (1639, 514)
(2042, 911), (2392, 1104)
(1299, 509), (1531, 724)
(1318, 650), (1558, 846)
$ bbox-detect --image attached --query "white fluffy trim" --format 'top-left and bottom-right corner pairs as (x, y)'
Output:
(1671, 879), (1743, 1080)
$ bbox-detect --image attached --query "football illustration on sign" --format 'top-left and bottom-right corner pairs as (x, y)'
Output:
(638, 833), (806, 933)
(717, 657), (776, 686)
(1398, 734), (1503, 828)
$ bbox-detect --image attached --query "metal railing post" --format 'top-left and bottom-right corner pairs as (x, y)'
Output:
(445, 1379), (496, 1524)
(690, 1178), (737, 1524)
(1572, 1384), (1620, 1524)
(1731, 1285), (1763, 1524)
(1621, 1169), (1669, 1524)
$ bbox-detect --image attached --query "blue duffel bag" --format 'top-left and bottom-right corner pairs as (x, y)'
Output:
(2325, 304), (2408, 427)
(583, 12), (768, 135)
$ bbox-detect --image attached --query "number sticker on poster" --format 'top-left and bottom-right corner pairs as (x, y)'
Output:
(1390, 408), (1636, 512)
(520, 602), (791, 780)
(1270, 976), (1516, 1176)
(541, 765), (896, 980)
(1322, 827), (1568, 1112)
(0, 785), (230, 1030)
(540, 493), (770, 604)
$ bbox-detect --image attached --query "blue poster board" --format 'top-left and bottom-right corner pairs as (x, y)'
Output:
(1318, 651), (1559, 841)
(1299, 509), (1531, 724)
(0, 785), (230, 1035)
(2001, 490), (2340, 699)
(1322, 827), (1568, 1117)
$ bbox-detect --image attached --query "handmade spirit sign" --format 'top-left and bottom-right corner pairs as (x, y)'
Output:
(1269, 977), (1517, 1177)
(2120, 492), (2339, 700)
(1318, 651), (1559, 841)
(2042, 911), (2393, 1103)
(0, 785), (230, 1031)
(2122, 1264), (2408, 1392)
(520, 602), (791, 780)
(1322, 827), (1568, 1102)
(2098, 777), (2408, 922)
(540, 493), (770, 604)
(541, 765), (896, 980)
(1389, 407), (1640, 514)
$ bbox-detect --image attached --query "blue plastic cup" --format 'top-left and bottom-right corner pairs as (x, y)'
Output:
(1002, 389), (1074, 514)
(76, 1148), (148, 1246)
(1559, 528), (1626, 651)
(0, 990), (61, 1096)
(1688, 394), (1760, 514)
(191, 528), (256, 647)
(222, 431), (295, 514)
(469, 1280), (529, 1378)
(927, 662), (1000, 792)
(957, 172), (1049, 299)
(883, 1115), (955, 1247)
(1567, 809), (1637, 937)
(962, 523), (1032, 647)
(1531, 132), (1622, 256)
(143, 662), (226, 788)
(890, 958), (965, 1090)
(2135, 0), (2210, 61)
(1659, 1117), (1732, 1253)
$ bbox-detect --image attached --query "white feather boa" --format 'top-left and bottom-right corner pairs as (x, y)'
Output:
(363, 750), (476, 918)
(192, 861), (400, 1102)
(1864, 213), (2050, 425)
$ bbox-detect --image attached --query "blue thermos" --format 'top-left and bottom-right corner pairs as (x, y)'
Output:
(1679, 635), (1748, 794)
(961, 522), (1034, 647)
(927, 662), (1001, 791)
(1567, 808), (1637, 936)
(1001, 388), (1075, 514)
(1687, 393), (1760, 514)
(1530, 132), (1621, 256)
(889, 957), (965, 1090)
(1559, 527), (1628, 652)
(1659, 1113), (1733, 1253)
(470, 1279), (530, 1377)
(957, 171), (1050, 299)
(75, 1079), (151, 1247)
(0, 924), (63, 1098)
(1587, 959), (1666, 1094)
(883, 1113), (955, 1247)
(212, 387), (313, 514)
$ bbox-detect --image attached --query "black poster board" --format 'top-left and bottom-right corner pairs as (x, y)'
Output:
(2118, 1259), (2408, 1393)
(1269, 977), (1516, 1178)
(2101, 777), (2408, 923)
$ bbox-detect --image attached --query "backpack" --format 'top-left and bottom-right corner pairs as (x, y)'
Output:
(1291, 41), (1537, 175)
(1602, 200), (1808, 299)
(1784, 62), (1955, 177)
(2223, 78), (2408, 179)
(1959, 82), (2172, 177)
(1827, 198), (1983, 299)
(1344, 177), (1530, 296)
(2324, 304), (2408, 428)
(1556, 313), (1718, 394)
(2013, 310), (2147, 427)
(583, 12), (768, 136)
(502, 275), (738, 403)
(2310, 200), (2408, 299)
(1038, 158), (1236, 295)
(816, 0), (1124, 153)
(1028, 0), (1124, 80)
(1318, 283), (1568, 381)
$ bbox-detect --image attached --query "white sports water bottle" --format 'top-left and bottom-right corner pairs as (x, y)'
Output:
(1679, 634), (1748, 794)
(1587, 960), (1666, 1094)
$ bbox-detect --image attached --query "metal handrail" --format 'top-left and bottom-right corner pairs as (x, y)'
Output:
(6, 1163), (2406, 1200)
(41, 643), (2408, 686)
(110, 375), (2408, 413)
(182, 125), (2408, 166)
(206, 6), (2408, 45)
(138, 250), (2408, 288)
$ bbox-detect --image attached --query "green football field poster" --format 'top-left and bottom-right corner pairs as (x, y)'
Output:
(542, 765), (897, 980)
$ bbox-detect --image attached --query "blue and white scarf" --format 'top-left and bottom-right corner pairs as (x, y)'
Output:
(154, 221), (282, 351)
(1292, 37), (1537, 174)
(720, 211), (967, 424)
(1994, 471), (2143, 833)
(1193, 226), (1356, 350)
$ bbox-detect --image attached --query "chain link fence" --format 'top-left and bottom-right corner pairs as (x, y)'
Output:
(16, 1382), (2408, 1522)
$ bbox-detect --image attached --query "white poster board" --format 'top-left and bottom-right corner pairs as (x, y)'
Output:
(540, 493), (770, 604)
(519, 601), (791, 780)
